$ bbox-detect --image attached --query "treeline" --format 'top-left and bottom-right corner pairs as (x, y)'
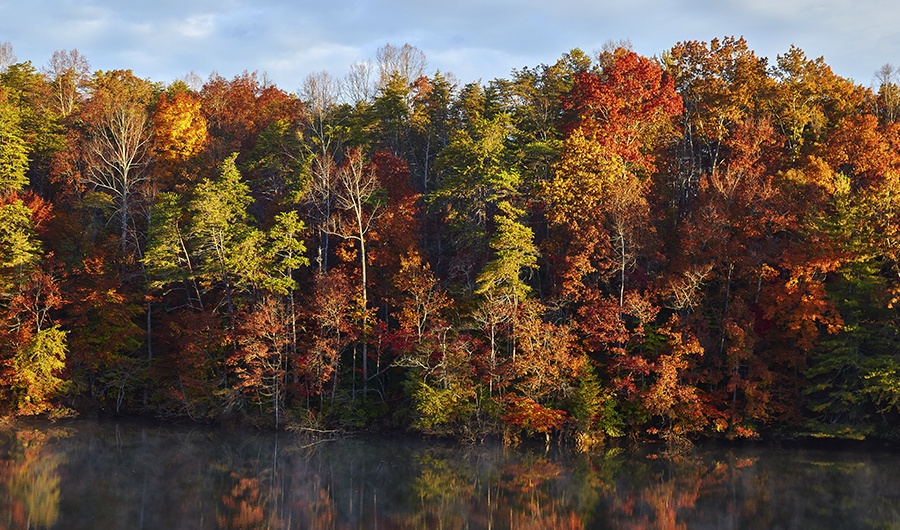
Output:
(1, 38), (898, 444)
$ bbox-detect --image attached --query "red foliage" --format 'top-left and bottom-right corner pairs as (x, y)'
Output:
(562, 50), (683, 174)
(502, 396), (567, 435)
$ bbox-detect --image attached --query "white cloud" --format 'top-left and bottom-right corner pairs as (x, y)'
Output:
(177, 15), (217, 39)
(2, 0), (900, 88)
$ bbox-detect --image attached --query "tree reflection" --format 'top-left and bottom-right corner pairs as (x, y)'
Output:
(408, 451), (474, 528)
(217, 471), (267, 529)
(0, 428), (68, 530)
(1, 423), (899, 529)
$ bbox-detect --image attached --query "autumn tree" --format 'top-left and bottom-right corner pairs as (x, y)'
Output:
(151, 88), (208, 189)
(407, 72), (455, 192)
(327, 149), (384, 398)
(200, 71), (297, 163)
(79, 69), (156, 259)
(229, 295), (291, 427)
(770, 45), (865, 159)
(304, 269), (355, 404)
(666, 36), (772, 213)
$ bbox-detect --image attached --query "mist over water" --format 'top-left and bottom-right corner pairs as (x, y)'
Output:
(1, 420), (898, 529)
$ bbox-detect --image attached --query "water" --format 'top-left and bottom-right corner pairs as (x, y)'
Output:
(1, 420), (898, 529)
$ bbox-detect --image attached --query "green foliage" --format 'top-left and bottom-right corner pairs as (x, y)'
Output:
(263, 210), (309, 294)
(862, 357), (900, 414)
(0, 200), (40, 292)
(143, 192), (191, 288)
(0, 94), (29, 194)
(804, 179), (900, 434)
(568, 367), (624, 438)
(406, 377), (474, 433)
(324, 394), (390, 429)
(475, 201), (538, 301)
(190, 153), (264, 294)
(11, 326), (69, 415)
(431, 102), (521, 252)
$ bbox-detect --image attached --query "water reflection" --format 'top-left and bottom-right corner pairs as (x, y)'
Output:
(0, 421), (898, 529)
(0, 428), (67, 529)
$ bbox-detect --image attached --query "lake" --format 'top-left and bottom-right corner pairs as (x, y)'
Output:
(0, 420), (898, 529)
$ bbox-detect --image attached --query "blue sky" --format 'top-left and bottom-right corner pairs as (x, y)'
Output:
(1, 0), (896, 91)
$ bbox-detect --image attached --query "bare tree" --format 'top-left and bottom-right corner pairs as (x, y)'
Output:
(301, 71), (344, 274)
(0, 41), (15, 72)
(81, 72), (155, 258)
(182, 71), (204, 92)
(84, 105), (153, 257)
(875, 63), (900, 123)
(376, 43), (426, 90)
(344, 60), (374, 105)
(327, 150), (384, 397)
(42, 49), (91, 117)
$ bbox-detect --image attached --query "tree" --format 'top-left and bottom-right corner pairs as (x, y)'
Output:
(475, 201), (538, 303)
(80, 70), (155, 258)
(667, 36), (772, 212)
(8, 325), (68, 416)
(0, 41), (15, 73)
(376, 43), (427, 92)
(189, 153), (260, 327)
(0, 199), (40, 295)
(143, 191), (204, 310)
(63, 256), (145, 411)
(770, 45), (864, 159)
(874, 63), (900, 124)
(200, 71), (297, 161)
(407, 72), (455, 192)
(509, 299), (585, 405)
(2, 61), (66, 193)
(544, 129), (650, 306)
(392, 251), (451, 357)
(0, 90), (30, 194)
(229, 295), (291, 427)
(262, 210), (309, 358)
(327, 149), (384, 397)
(300, 71), (344, 274)
(561, 48), (682, 176)
(151, 90), (208, 188)
(42, 49), (91, 118)
(431, 90), (520, 265)
(305, 269), (355, 403)
(344, 61), (375, 106)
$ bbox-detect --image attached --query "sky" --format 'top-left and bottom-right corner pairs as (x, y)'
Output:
(0, 0), (897, 92)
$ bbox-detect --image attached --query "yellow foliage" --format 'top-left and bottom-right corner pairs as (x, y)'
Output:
(153, 93), (208, 162)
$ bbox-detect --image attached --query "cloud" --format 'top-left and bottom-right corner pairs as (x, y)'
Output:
(2, 0), (899, 89)
(177, 15), (217, 39)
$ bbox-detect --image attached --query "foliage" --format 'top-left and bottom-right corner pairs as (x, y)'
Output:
(9, 326), (68, 416)
(0, 40), (898, 444)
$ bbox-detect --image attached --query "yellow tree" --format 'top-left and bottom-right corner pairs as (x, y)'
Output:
(770, 45), (865, 159)
(151, 89), (208, 189)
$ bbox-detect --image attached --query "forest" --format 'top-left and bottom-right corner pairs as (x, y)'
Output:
(0, 37), (899, 445)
